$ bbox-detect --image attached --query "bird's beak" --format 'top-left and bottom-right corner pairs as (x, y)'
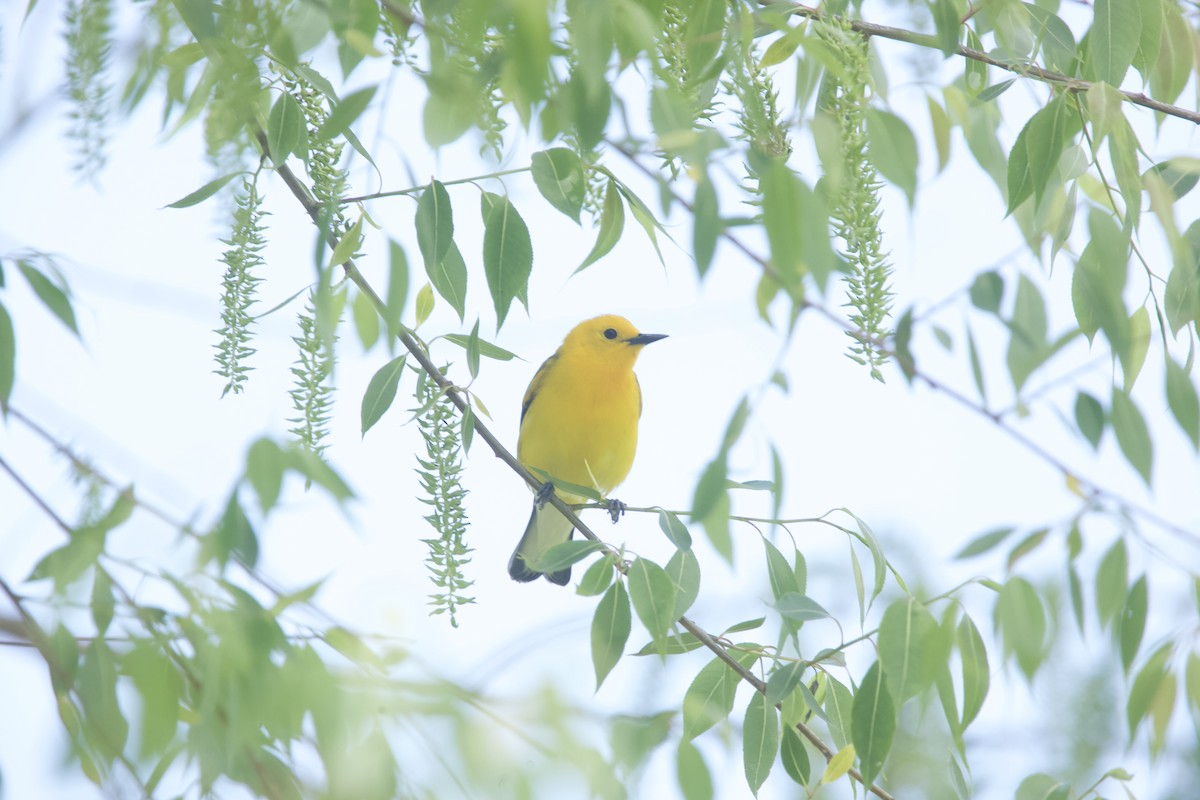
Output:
(626, 332), (668, 346)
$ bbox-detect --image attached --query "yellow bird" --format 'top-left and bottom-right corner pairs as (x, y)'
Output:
(509, 315), (667, 585)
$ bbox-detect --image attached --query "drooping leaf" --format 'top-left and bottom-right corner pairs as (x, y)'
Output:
(360, 355), (406, 434)
(1110, 387), (1153, 484)
(531, 148), (586, 223)
(480, 192), (534, 329)
(592, 580), (632, 689)
(743, 692), (779, 795)
(851, 662), (896, 789)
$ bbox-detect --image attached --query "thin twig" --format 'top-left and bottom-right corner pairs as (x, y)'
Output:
(778, 3), (1200, 125)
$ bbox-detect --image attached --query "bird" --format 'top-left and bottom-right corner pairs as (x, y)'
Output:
(508, 314), (667, 585)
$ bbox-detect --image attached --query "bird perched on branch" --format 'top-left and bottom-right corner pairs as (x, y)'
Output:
(508, 314), (667, 585)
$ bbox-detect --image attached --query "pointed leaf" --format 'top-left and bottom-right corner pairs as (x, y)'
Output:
(531, 148), (585, 223)
(360, 355), (406, 434)
(852, 662), (896, 789)
(480, 192), (533, 329)
(576, 180), (624, 272)
(743, 692), (779, 795)
(592, 580), (632, 689)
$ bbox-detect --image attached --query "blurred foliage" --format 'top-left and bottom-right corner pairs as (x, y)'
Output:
(2, 0), (1200, 797)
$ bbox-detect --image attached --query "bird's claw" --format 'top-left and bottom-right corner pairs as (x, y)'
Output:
(605, 498), (626, 524)
(535, 481), (555, 508)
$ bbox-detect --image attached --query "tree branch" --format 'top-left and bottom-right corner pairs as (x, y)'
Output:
(778, 3), (1200, 125)
(263, 132), (897, 800)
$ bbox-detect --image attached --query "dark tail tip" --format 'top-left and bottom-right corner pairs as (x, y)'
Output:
(508, 553), (571, 586)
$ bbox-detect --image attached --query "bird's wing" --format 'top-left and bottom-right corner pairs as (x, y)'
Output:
(521, 351), (560, 423)
(636, 372), (643, 417)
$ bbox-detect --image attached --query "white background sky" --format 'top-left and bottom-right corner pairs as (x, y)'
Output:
(2, 1), (1199, 798)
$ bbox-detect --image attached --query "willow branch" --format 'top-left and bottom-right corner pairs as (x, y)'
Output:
(778, 3), (1200, 125)
(264, 133), (896, 800)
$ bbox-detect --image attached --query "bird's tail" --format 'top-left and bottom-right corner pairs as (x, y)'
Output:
(508, 502), (575, 585)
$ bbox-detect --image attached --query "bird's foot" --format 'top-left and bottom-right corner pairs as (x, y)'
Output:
(605, 498), (626, 524)
(534, 481), (555, 508)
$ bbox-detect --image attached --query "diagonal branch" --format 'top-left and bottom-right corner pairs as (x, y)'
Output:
(264, 132), (897, 800)
(777, 2), (1200, 125)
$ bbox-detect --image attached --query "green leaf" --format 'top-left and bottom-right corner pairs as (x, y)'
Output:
(0, 303), (13, 411)
(1075, 391), (1105, 449)
(765, 661), (807, 707)
(628, 558), (677, 651)
(1026, 5), (1077, 74)
(693, 173), (720, 278)
(611, 712), (674, 772)
(352, 289), (380, 351)
(931, 0), (961, 55)
(690, 455), (727, 524)
(329, 215), (364, 268)
(1119, 575), (1148, 673)
(577, 180), (625, 272)
(957, 613), (990, 729)
(759, 156), (834, 290)
(384, 241), (408, 335)
(415, 179), (454, 271)
(122, 641), (182, 759)
(764, 539), (801, 602)
(1097, 537), (1129, 628)
(465, 318), (481, 379)
(683, 655), (739, 740)
(90, 568), (114, 636)
(246, 437), (285, 512)
(1087, 0), (1142, 86)
(852, 662), (896, 789)
(775, 592), (831, 623)
(780, 725), (811, 785)
(968, 270), (1004, 312)
(426, 240), (467, 322)
(360, 355), (406, 435)
(1151, 1), (1192, 104)
(1166, 357), (1200, 449)
(1127, 643), (1171, 736)
(824, 677), (855, 749)
(998, 576), (1046, 679)
(878, 597), (942, 703)
(1111, 387), (1153, 484)
(531, 148), (586, 223)
(480, 192), (533, 329)
(1006, 528), (1049, 572)
(665, 547), (701, 618)
(316, 84), (377, 140)
(78, 639), (129, 761)
(657, 509), (693, 550)
(1006, 95), (1076, 213)
(207, 493), (258, 569)
(165, 171), (242, 208)
(592, 580), (632, 689)
(954, 526), (1016, 559)
(267, 91), (305, 165)
(866, 108), (918, 204)
(577, 553), (615, 597)
(1124, 306), (1150, 391)
(1006, 274), (1048, 392)
(531, 540), (604, 573)
(18, 261), (79, 336)
(685, 0), (725, 77)
(677, 741), (714, 800)
(743, 692), (779, 795)
(442, 333), (518, 361)
(633, 633), (705, 657)
(1016, 774), (1071, 800)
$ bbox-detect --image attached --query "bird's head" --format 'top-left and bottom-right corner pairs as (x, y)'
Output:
(563, 315), (667, 367)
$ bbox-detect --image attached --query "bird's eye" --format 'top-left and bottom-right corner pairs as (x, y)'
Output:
(603, 328), (618, 340)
